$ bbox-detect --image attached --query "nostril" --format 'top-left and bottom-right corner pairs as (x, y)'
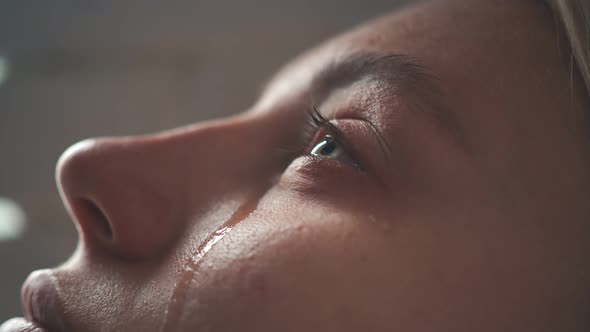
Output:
(78, 198), (113, 241)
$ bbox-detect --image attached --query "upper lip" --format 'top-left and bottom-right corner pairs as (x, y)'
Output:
(21, 269), (65, 332)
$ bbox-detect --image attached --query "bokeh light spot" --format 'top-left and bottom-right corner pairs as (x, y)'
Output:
(0, 197), (27, 241)
(0, 55), (10, 87)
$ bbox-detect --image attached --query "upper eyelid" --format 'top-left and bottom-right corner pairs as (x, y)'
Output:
(307, 106), (393, 166)
(301, 107), (374, 173)
(293, 107), (400, 191)
(301, 107), (331, 148)
(302, 106), (353, 154)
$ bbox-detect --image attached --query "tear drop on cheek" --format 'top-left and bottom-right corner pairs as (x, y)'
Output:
(161, 197), (260, 332)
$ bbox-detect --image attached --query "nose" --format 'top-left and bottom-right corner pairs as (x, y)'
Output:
(56, 136), (186, 260)
(55, 114), (287, 261)
(56, 113), (290, 261)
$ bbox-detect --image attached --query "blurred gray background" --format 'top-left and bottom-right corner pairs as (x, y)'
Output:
(0, 0), (410, 320)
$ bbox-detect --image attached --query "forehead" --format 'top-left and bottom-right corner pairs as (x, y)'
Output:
(255, 0), (589, 188)
(256, 0), (556, 112)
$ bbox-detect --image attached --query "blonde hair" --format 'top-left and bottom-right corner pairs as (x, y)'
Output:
(551, 0), (590, 97)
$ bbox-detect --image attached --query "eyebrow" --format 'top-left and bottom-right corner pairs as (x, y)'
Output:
(308, 53), (469, 153)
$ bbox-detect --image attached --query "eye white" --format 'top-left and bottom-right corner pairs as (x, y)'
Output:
(310, 135), (345, 160)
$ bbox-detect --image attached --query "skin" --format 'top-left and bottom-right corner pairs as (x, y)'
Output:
(4, 0), (590, 330)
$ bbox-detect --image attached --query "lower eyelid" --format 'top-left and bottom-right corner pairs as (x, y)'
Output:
(279, 155), (365, 194)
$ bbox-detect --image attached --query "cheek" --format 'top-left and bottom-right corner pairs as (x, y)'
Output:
(174, 186), (590, 332)
(175, 193), (398, 331)
(172, 194), (444, 331)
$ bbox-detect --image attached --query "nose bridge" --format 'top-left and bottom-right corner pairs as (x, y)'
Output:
(158, 113), (283, 187)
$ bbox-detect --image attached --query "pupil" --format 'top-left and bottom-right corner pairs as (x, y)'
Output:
(320, 139), (336, 155)
(310, 135), (338, 157)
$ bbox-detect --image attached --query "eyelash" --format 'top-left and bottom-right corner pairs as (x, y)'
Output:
(301, 106), (360, 167)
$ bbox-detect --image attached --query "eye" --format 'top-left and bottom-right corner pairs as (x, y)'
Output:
(310, 135), (344, 159)
(308, 132), (359, 168)
(301, 108), (361, 169)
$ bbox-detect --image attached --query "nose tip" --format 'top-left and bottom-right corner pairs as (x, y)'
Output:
(57, 139), (114, 242)
(56, 139), (97, 194)
(56, 137), (179, 260)
(55, 139), (113, 250)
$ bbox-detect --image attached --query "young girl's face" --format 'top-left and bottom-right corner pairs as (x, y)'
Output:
(4, 0), (590, 331)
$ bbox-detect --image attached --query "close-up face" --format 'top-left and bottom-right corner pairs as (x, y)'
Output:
(4, 0), (590, 331)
